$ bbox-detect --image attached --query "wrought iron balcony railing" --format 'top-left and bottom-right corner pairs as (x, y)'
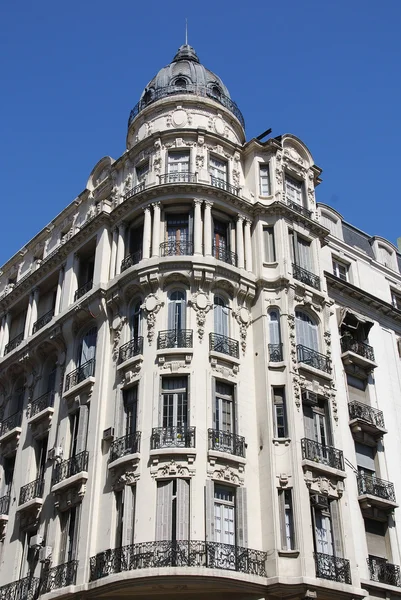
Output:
(128, 83), (245, 129)
(341, 336), (375, 362)
(40, 560), (78, 594)
(301, 438), (344, 471)
(123, 182), (145, 200)
(297, 344), (331, 374)
(160, 172), (197, 184)
(268, 343), (283, 362)
(19, 477), (44, 506)
(314, 552), (352, 584)
(0, 576), (40, 600)
(110, 432), (141, 463)
(0, 410), (22, 437)
(208, 429), (246, 458)
(368, 555), (401, 587)
(30, 391), (55, 418)
(212, 243), (238, 266)
(209, 333), (240, 359)
(287, 199), (313, 219)
(4, 332), (23, 355)
(32, 309), (54, 334)
(348, 400), (385, 429)
(357, 473), (396, 502)
(157, 329), (193, 350)
(74, 279), (93, 302)
(119, 337), (144, 363)
(65, 358), (95, 391)
(210, 176), (239, 196)
(52, 451), (89, 486)
(160, 240), (194, 257)
(151, 426), (195, 450)
(90, 540), (266, 581)
(292, 263), (321, 290)
(0, 494), (10, 515)
(121, 249), (142, 272)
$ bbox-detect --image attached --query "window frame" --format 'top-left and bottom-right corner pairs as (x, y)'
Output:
(279, 488), (296, 550)
(259, 163), (271, 196)
(263, 225), (276, 263)
(285, 174), (304, 206)
(167, 150), (190, 174)
(209, 154), (228, 183)
(332, 257), (349, 282)
(272, 387), (288, 439)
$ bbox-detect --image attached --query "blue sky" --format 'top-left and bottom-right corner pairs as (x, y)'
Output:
(1, 1), (401, 266)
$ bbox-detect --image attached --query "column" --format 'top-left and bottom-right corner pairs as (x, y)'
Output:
(236, 216), (245, 269)
(142, 206), (152, 259)
(0, 315), (5, 356)
(193, 199), (202, 255)
(24, 292), (34, 339)
(29, 287), (40, 335)
(244, 218), (253, 272)
(109, 227), (118, 280)
(93, 225), (112, 285)
(204, 201), (213, 256)
(115, 222), (127, 276)
(151, 202), (161, 257)
(1, 313), (11, 355)
(54, 266), (65, 317)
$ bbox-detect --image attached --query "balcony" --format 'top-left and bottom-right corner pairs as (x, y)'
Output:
(119, 337), (143, 364)
(341, 336), (377, 371)
(292, 263), (320, 290)
(157, 329), (193, 350)
(286, 199), (313, 219)
(208, 429), (246, 458)
(297, 344), (331, 375)
(4, 332), (23, 355)
(0, 494), (10, 538)
(121, 249), (143, 272)
(19, 477), (44, 507)
(348, 401), (386, 440)
(301, 438), (344, 472)
(212, 243), (238, 267)
(123, 182), (145, 201)
(160, 172), (197, 185)
(0, 411), (22, 456)
(65, 358), (95, 392)
(52, 451), (89, 486)
(160, 241), (193, 257)
(151, 426), (195, 450)
(357, 473), (398, 512)
(209, 333), (240, 359)
(32, 309), (53, 334)
(0, 576), (40, 600)
(0, 410), (22, 438)
(210, 176), (239, 196)
(90, 540), (266, 581)
(314, 552), (351, 584)
(268, 343), (283, 362)
(74, 279), (93, 302)
(109, 432), (141, 464)
(40, 560), (78, 594)
(367, 555), (401, 587)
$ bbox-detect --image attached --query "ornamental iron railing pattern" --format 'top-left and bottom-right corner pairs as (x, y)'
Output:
(40, 560), (78, 593)
(109, 432), (141, 463)
(160, 241), (194, 257)
(119, 337), (144, 363)
(292, 263), (321, 290)
(0, 411), (22, 436)
(32, 310), (54, 334)
(341, 336), (375, 362)
(52, 451), (89, 486)
(30, 391), (55, 418)
(0, 494), (10, 515)
(287, 199), (313, 219)
(357, 473), (396, 502)
(89, 540), (266, 581)
(121, 249), (142, 272)
(212, 244), (238, 267)
(160, 172), (197, 184)
(368, 555), (401, 587)
(4, 332), (24, 355)
(157, 329), (193, 349)
(314, 552), (352, 584)
(0, 576), (40, 600)
(210, 176), (239, 196)
(301, 438), (344, 471)
(297, 344), (331, 374)
(348, 400), (385, 429)
(65, 358), (95, 391)
(19, 478), (44, 506)
(208, 429), (246, 458)
(128, 84), (245, 129)
(74, 280), (93, 302)
(209, 333), (240, 359)
(268, 343), (283, 362)
(151, 426), (195, 450)
(123, 182), (145, 200)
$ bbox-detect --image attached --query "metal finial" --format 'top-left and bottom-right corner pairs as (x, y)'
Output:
(185, 18), (188, 45)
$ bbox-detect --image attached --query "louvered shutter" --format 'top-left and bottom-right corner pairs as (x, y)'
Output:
(236, 487), (248, 547)
(176, 479), (190, 540)
(297, 238), (312, 271)
(58, 512), (69, 563)
(212, 378), (217, 429)
(123, 486), (136, 546)
(303, 405), (315, 441)
(355, 443), (375, 471)
(75, 405), (89, 455)
(278, 490), (287, 549)
(155, 480), (173, 541)
(179, 295), (186, 330)
(330, 500), (343, 557)
(205, 480), (215, 541)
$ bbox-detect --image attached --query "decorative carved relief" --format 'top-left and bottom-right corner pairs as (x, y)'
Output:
(304, 474), (343, 499)
(54, 482), (86, 511)
(211, 362), (238, 377)
(188, 291), (212, 342)
(112, 316), (127, 361)
(233, 307), (250, 354)
(142, 294), (164, 345)
(151, 459), (195, 479)
(209, 464), (244, 486)
(112, 469), (140, 491)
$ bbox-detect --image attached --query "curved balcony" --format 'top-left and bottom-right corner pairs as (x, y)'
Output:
(157, 329), (193, 350)
(357, 473), (398, 512)
(292, 264), (320, 290)
(151, 426), (195, 450)
(160, 240), (193, 257)
(209, 333), (239, 359)
(123, 182), (145, 201)
(121, 249), (142, 272)
(210, 177), (239, 196)
(159, 172), (197, 185)
(212, 243), (237, 267)
(348, 400), (386, 440)
(297, 344), (331, 375)
(368, 555), (401, 587)
(109, 432), (141, 463)
(128, 84), (245, 129)
(287, 199), (313, 219)
(65, 358), (95, 392)
(301, 438), (344, 472)
(314, 552), (351, 584)
(208, 429), (246, 458)
(32, 309), (53, 334)
(4, 332), (23, 355)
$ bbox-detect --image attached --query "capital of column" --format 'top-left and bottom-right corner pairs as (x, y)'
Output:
(244, 217), (252, 226)
(204, 200), (213, 209)
(236, 214), (245, 223)
(118, 221), (127, 233)
(151, 202), (161, 210)
(194, 198), (203, 206)
(143, 205), (151, 214)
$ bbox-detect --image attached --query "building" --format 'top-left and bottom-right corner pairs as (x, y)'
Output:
(0, 43), (401, 600)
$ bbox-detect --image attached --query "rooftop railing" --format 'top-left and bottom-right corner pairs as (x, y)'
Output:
(151, 426), (195, 450)
(348, 400), (385, 429)
(109, 432), (141, 463)
(314, 552), (351, 584)
(52, 451), (89, 486)
(301, 438), (344, 471)
(118, 337), (144, 363)
(341, 336), (375, 362)
(357, 473), (396, 502)
(65, 359), (95, 391)
(208, 429), (246, 458)
(209, 333), (239, 359)
(297, 344), (331, 374)
(292, 263), (321, 290)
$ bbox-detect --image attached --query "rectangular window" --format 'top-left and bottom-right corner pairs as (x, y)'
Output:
(128, 224), (143, 256)
(155, 478), (189, 541)
(263, 226), (276, 262)
(303, 398), (332, 446)
(59, 506), (79, 563)
(2, 457), (15, 496)
(391, 292), (401, 310)
(355, 442), (376, 475)
(346, 374), (368, 405)
(273, 387), (287, 438)
(213, 219), (230, 259)
(115, 490), (124, 548)
(214, 485), (235, 545)
(279, 489), (295, 550)
(36, 435), (48, 480)
(123, 386), (138, 436)
(136, 161), (149, 183)
(285, 175), (303, 205)
(332, 258), (348, 281)
(167, 151), (190, 174)
(365, 518), (388, 559)
(289, 230), (312, 271)
(161, 376), (188, 428)
(20, 531), (39, 578)
(209, 156), (227, 182)
(313, 505), (334, 555)
(259, 164), (270, 196)
(214, 381), (234, 434)
(166, 214), (190, 243)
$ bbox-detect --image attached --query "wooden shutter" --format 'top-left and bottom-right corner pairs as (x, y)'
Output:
(330, 500), (343, 557)
(176, 479), (190, 540)
(168, 299), (175, 330)
(303, 405), (315, 440)
(75, 405), (89, 455)
(58, 512), (69, 563)
(278, 490), (287, 549)
(155, 480), (173, 541)
(236, 487), (248, 547)
(123, 486), (136, 546)
(212, 378), (217, 429)
(297, 237), (312, 271)
(205, 480), (215, 541)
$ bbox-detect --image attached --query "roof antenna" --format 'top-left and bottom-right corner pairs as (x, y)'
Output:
(185, 18), (188, 45)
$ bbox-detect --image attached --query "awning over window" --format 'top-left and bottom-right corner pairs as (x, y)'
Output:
(337, 308), (374, 335)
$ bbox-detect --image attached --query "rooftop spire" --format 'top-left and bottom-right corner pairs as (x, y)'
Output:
(185, 18), (188, 45)
(172, 43), (200, 63)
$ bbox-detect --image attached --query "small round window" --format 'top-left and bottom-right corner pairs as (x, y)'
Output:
(174, 78), (187, 89)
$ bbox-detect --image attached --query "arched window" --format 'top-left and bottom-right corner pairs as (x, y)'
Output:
(295, 310), (318, 351)
(77, 326), (97, 367)
(168, 290), (186, 331)
(214, 295), (229, 337)
(130, 301), (142, 340)
(268, 309), (282, 361)
(174, 78), (187, 89)
(209, 85), (222, 99)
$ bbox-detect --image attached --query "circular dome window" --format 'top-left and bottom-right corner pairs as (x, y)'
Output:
(174, 78), (187, 89)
